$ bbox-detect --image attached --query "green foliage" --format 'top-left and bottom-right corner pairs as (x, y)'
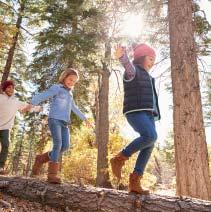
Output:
(193, 2), (211, 56)
(8, 118), (30, 175)
(162, 132), (175, 167)
(0, 0), (27, 75)
(28, 0), (104, 85)
(27, 0), (106, 129)
(143, 0), (211, 54)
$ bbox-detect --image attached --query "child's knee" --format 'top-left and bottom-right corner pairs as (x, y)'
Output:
(144, 131), (157, 143)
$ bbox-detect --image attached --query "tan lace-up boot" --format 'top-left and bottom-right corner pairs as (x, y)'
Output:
(47, 161), (61, 184)
(129, 172), (149, 195)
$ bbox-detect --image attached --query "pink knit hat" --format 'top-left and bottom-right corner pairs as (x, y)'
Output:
(1, 80), (15, 91)
(133, 43), (156, 60)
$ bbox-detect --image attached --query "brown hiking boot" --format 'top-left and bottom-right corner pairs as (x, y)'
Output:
(110, 152), (129, 179)
(31, 152), (49, 176)
(47, 162), (61, 184)
(129, 172), (149, 195)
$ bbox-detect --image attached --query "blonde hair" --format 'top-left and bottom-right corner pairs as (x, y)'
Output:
(59, 68), (79, 84)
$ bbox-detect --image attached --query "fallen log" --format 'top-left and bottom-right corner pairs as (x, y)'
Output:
(0, 176), (211, 212)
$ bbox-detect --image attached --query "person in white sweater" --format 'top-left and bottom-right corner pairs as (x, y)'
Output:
(0, 80), (30, 175)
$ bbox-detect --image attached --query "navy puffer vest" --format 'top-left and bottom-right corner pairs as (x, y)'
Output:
(123, 65), (160, 120)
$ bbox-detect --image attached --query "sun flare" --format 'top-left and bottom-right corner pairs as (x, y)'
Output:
(120, 13), (144, 38)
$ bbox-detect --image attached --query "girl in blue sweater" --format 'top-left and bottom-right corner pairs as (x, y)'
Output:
(30, 68), (91, 183)
(111, 44), (160, 194)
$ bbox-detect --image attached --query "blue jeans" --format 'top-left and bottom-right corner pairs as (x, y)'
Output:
(48, 118), (70, 162)
(0, 130), (9, 168)
(122, 111), (157, 175)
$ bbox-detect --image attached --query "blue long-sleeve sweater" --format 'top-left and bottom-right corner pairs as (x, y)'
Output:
(31, 84), (86, 123)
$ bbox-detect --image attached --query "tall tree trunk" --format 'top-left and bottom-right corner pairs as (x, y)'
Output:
(1, 1), (25, 83)
(168, 0), (211, 200)
(25, 132), (33, 177)
(94, 75), (100, 147)
(96, 42), (111, 188)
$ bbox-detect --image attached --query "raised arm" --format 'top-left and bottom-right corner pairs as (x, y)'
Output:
(31, 85), (59, 105)
(115, 46), (136, 80)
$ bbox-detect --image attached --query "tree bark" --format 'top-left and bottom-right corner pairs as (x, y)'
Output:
(25, 131), (33, 177)
(96, 42), (111, 188)
(168, 0), (211, 200)
(0, 176), (211, 212)
(94, 74), (100, 147)
(1, 1), (25, 83)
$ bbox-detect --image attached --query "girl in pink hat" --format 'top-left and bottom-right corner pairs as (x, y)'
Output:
(110, 43), (161, 194)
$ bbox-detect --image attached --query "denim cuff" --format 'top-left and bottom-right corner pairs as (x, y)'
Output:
(122, 149), (131, 158)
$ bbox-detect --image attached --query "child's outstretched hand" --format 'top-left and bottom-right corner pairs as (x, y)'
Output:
(114, 45), (126, 59)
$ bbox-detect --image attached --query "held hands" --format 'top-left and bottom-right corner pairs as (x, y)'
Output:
(114, 45), (126, 59)
(22, 104), (42, 113)
(30, 105), (43, 112)
(21, 104), (33, 113)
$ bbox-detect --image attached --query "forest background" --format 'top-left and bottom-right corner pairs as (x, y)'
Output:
(0, 0), (211, 196)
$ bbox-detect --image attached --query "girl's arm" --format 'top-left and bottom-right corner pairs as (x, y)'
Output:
(71, 99), (87, 121)
(31, 85), (59, 105)
(116, 47), (136, 80)
(16, 100), (40, 113)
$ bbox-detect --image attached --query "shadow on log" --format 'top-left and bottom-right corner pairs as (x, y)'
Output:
(0, 176), (211, 211)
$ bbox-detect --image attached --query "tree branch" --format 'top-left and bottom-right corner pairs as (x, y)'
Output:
(0, 0), (18, 14)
